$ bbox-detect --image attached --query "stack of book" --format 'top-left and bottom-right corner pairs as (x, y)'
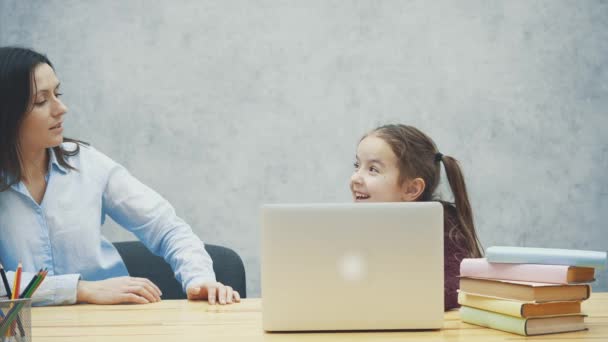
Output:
(458, 246), (607, 336)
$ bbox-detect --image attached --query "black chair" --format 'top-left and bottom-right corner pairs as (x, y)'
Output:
(113, 241), (246, 299)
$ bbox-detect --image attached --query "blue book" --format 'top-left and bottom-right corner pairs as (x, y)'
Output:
(486, 246), (607, 269)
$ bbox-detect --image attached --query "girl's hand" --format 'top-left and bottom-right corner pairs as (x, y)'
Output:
(186, 281), (240, 305)
(77, 276), (162, 304)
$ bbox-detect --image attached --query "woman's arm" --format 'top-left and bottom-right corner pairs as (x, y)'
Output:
(96, 153), (240, 304)
(2, 270), (80, 306)
(102, 164), (216, 291)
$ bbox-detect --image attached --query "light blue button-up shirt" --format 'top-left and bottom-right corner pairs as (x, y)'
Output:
(0, 143), (215, 306)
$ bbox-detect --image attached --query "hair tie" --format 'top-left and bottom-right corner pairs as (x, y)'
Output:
(434, 152), (443, 162)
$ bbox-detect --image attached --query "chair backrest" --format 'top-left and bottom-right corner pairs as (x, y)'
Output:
(113, 241), (246, 299)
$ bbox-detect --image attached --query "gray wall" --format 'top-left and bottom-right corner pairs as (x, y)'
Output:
(1, 0), (606, 296)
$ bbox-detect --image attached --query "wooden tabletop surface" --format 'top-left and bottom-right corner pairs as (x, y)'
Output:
(28, 292), (608, 341)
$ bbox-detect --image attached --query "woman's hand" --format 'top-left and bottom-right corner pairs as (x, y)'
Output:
(77, 276), (163, 304)
(186, 281), (240, 305)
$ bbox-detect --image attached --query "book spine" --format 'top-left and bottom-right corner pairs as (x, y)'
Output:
(486, 247), (607, 269)
(458, 292), (524, 317)
(460, 305), (527, 336)
(460, 259), (569, 284)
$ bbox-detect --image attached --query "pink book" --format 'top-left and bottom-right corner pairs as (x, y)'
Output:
(460, 258), (595, 284)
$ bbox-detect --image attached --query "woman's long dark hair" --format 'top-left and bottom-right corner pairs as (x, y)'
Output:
(368, 124), (483, 258)
(0, 47), (84, 191)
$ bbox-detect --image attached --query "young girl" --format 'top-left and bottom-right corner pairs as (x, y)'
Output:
(350, 124), (483, 310)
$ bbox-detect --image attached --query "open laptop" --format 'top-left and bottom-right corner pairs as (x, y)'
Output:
(261, 202), (444, 332)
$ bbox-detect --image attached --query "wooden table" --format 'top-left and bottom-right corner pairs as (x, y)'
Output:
(31, 293), (608, 341)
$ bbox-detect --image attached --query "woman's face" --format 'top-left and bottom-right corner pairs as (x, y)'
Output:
(18, 63), (67, 153)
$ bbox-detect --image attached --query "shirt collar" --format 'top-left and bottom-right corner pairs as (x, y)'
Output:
(7, 148), (67, 193)
(48, 147), (68, 174)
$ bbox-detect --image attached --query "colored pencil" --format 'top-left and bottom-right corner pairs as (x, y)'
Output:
(29, 269), (48, 296)
(11, 263), (22, 300)
(19, 269), (43, 299)
(0, 263), (12, 299)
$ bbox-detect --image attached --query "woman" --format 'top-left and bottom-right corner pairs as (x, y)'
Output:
(0, 47), (239, 306)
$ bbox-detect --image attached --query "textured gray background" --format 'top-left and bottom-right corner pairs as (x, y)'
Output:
(1, 1), (606, 296)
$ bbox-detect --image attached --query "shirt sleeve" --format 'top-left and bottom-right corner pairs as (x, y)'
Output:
(101, 163), (216, 292)
(2, 271), (80, 306)
(444, 239), (463, 311)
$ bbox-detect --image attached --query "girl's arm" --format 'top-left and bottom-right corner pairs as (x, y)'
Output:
(444, 248), (463, 311)
(443, 216), (466, 311)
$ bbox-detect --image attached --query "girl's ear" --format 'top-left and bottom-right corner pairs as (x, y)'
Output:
(401, 177), (426, 202)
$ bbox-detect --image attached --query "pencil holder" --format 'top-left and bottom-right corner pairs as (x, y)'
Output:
(0, 298), (32, 342)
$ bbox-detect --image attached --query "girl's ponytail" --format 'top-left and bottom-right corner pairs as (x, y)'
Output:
(370, 124), (483, 258)
(440, 155), (483, 258)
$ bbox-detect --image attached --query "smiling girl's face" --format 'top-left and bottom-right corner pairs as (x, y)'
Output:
(350, 135), (407, 202)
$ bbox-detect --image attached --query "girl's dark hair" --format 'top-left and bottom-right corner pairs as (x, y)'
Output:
(0, 46), (84, 191)
(368, 124), (483, 258)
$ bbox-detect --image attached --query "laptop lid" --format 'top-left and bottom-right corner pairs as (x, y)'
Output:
(261, 202), (444, 331)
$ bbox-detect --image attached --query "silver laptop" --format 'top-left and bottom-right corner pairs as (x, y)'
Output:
(261, 202), (444, 331)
